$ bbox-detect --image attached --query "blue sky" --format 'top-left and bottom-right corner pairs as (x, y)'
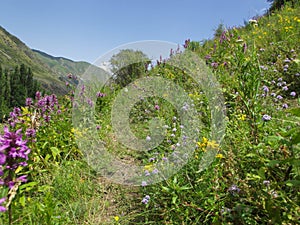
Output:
(0, 0), (270, 63)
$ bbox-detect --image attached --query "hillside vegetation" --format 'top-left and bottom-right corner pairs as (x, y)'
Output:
(0, 2), (299, 225)
(0, 26), (90, 95)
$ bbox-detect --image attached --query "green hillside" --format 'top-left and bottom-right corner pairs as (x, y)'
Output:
(0, 26), (91, 95)
(32, 49), (90, 79)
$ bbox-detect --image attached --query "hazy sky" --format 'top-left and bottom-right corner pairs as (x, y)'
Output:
(0, 0), (270, 63)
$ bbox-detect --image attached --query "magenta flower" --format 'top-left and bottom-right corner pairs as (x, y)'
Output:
(0, 197), (7, 212)
(0, 126), (31, 189)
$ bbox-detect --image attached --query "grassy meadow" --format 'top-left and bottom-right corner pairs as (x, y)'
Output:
(0, 2), (299, 224)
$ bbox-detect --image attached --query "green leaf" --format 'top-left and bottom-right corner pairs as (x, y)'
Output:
(172, 195), (178, 204)
(50, 147), (61, 160)
(286, 180), (300, 187)
(162, 186), (170, 193)
(19, 195), (26, 207)
(19, 181), (38, 192)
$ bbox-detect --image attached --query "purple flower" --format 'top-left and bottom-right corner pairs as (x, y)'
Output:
(149, 157), (155, 162)
(142, 195), (150, 204)
(144, 170), (150, 176)
(0, 126), (30, 189)
(141, 181), (147, 187)
(96, 92), (106, 98)
(282, 103), (288, 109)
(0, 197), (7, 212)
(228, 184), (241, 194)
(262, 114), (271, 121)
(276, 95), (283, 100)
(211, 62), (218, 68)
(35, 91), (41, 100)
(152, 168), (159, 174)
(25, 128), (36, 138)
(25, 98), (33, 106)
(282, 86), (288, 91)
(154, 105), (160, 110)
(262, 85), (269, 93)
(290, 91), (296, 97)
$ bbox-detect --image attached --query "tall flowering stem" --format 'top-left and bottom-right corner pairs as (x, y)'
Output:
(0, 126), (31, 218)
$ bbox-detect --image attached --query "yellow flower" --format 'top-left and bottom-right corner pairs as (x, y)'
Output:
(144, 164), (154, 172)
(238, 114), (247, 121)
(207, 140), (219, 149)
(216, 154), (224, 159)
(114, 216), (120, 222)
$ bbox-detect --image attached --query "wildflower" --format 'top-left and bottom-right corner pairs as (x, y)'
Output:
(96, 125), (101, 130)
(271, 190), (278, 198)
(228, 184), (241, 194)
(263, 180), (270, 186)
(0, 127), (30, 189)
(114, 216), (120, 222)
(282, 103), (288, 109)
(262, 114), (271, 121)
(290, 91), (296, 97)
(211, 62), (218, 68)
(149, 157), (155, 162)
(207, 140), (219, 149)
(183, 39), (190, 48)
(239, 114), (247, 121)
(262, 85), (269, 93)
(146, 136), (151, 141)
(278, 78), (283, 82)
(276, 95), (283, 100)
(25, 98), (32, 106)
(205, 54), (211, 60)
(152, 168), (159, 174)
(142, 195), (150, 204)
(144, 170), (150, 176)
(0, 197), (7, 212)
(96, 92), (106, 98)
(271, 92), (276, 97)
(141, 181), (147, 187)
(154, 104), (160, 110)
(282, 86), (288, 91)
(25, 128), (36, 138)
(216, 153), (224, 159)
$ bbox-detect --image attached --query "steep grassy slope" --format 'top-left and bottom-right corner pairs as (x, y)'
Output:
(0, 26), (92, 95)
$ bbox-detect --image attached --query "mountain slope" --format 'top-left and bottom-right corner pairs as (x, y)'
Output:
(0, 26), (91, 95)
